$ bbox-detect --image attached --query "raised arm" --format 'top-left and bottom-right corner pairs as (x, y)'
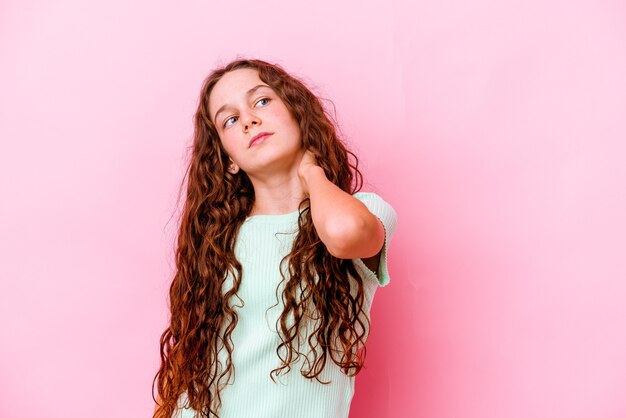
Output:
(299, 164), (385, 264)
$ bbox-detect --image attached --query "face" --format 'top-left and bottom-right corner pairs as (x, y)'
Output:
(208, 68), (302, 176)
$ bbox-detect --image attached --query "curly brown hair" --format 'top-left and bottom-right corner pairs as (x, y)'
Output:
(152, 58), (372, 418)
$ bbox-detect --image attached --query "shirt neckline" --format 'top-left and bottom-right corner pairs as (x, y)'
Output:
(243, 208), (301, 223)
(241, 192), (372, 224)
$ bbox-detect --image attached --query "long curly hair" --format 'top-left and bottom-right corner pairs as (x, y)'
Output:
(152, 58), (372, 418)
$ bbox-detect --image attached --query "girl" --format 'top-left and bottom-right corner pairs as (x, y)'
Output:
(152, 58), (398, 418)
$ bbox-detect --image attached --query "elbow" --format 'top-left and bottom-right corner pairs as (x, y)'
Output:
(324, 215), (370, 259)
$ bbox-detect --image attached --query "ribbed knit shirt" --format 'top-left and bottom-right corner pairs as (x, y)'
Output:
(173, 191), (398, 418)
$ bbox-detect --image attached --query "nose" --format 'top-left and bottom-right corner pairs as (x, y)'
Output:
(241, 111), (261, 132)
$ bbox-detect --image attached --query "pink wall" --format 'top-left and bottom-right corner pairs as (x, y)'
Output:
(1, 0), (625, 417)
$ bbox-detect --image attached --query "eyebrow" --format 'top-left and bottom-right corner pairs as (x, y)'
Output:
(213, 84), (272, 125)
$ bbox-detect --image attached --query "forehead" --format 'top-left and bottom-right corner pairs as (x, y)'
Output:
(209, 68), (268, 118)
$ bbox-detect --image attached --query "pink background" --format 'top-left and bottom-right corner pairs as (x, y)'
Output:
(1, 0), (625, 417)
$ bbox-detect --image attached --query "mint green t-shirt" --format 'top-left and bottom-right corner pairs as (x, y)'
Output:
(174, 191), (398, 418)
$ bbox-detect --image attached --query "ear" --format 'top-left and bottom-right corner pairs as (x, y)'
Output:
(227, 161), (239, 174)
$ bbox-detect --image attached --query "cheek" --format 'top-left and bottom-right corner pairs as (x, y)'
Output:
(222, 129), (240, 144)
(219, 134), (238, 156)
(288, 116), (301, 138)
(276, 109), (299, 132)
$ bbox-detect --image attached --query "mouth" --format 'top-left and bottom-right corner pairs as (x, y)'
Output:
(249, 132), (273, 148)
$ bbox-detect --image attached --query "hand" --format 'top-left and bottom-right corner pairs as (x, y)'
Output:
(298, 149), (322, 196)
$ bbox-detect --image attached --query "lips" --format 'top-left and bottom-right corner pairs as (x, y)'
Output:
(249, 132), (273, 148)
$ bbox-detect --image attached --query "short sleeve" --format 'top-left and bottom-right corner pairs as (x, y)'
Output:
(351, 191), (398, 287)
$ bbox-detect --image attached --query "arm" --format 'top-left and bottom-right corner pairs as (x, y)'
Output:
(300, 165), (385, 264)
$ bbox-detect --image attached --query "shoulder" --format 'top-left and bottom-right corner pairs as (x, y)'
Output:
(351, 191), (398, 249)
(352, 191), (393, 207)
(351, 192), (398, 230)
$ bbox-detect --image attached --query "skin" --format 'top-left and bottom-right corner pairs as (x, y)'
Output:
(208, 68), (384, 271)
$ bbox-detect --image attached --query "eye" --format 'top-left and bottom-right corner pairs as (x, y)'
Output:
(255, 97), (270, 107)
(222, 98), (269, 128)
(224, 116), (238, 128)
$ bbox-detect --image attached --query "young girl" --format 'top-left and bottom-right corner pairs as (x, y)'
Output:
(152, 58), (398, 418)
